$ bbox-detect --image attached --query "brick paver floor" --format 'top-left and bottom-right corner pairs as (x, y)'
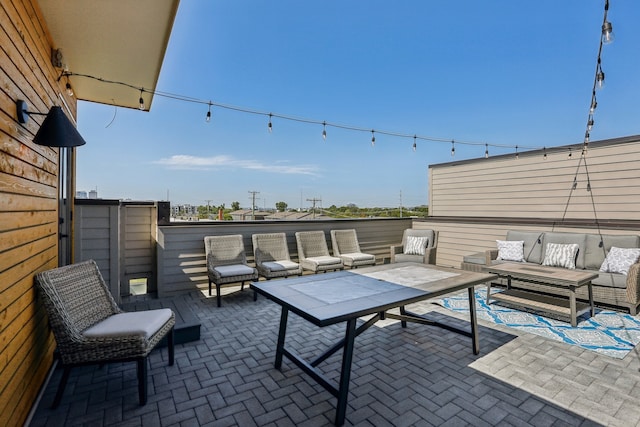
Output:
(29, 286), (640, 426)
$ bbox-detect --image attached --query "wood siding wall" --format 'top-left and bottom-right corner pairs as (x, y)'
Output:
(429, 136), (640, 220)
(156, 218), (413, 297)
(120, 203), (157, 294)
(0, 1), (74, 425)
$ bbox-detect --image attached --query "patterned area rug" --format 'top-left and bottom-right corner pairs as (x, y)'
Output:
(434, 288), (640, 359)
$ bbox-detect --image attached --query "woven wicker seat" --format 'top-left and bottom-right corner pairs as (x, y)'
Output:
(295, 231), (344, 273)
(252, 233), (303, 279)
(330, 229), (376, 268)
(205, 235), (259, 307)
(34, 260), (175, 408)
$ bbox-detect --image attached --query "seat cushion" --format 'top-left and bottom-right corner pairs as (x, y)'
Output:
(341, 252), (375, 262)
(585, 234), (640, 269)
(262, 260), (300, 272)
(307, 255), (343, 266)
(214, 264), (255, 277)
(592, 272), (629, 289)
(394, 253), (424, 263)
(463, 252), (486, 265)
(83, 308), (172, 339)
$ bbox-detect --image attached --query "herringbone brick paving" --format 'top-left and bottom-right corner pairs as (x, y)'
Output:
(29, 286), (640, 426)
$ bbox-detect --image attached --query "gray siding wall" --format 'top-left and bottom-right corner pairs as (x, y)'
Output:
(429, 136), (640, 220)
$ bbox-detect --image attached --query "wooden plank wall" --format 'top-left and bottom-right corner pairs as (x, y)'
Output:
(156, 218), (413, 297)
(0, 0), (74, 425)
(74, 200), (120, 299)
(429, 136), (640, 220)
(120, 203), (157, 294)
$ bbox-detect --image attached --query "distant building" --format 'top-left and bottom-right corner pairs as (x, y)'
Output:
(88, 189), (98, 199)
(265, 211), (327, 220)
(230, 209), (269, 221)
(76, 191), (88, 199)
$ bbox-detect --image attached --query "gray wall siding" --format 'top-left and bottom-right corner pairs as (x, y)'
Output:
(429, 137), (640, 220)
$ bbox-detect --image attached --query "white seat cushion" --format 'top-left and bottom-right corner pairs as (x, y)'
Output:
(83, 308), (172, 339)
(341, 252), (375, 262)
(308, 256), (342, 266)
(263, 260), (300, 271)
(214, 264), (255, 277)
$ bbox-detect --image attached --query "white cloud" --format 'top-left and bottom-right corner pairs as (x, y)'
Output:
(154, 155), (320, 176)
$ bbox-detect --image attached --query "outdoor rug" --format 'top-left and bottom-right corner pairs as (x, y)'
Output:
(434, 288), (640, 359)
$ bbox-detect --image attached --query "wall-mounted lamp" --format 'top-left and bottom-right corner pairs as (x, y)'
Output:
(16, 100), (86, 147)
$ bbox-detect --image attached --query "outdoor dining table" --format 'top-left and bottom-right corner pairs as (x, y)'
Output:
(251, 262), (496, 426)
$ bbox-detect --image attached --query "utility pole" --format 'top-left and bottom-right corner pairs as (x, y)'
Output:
(399, 190), (403, 218)
(204, 200), (213, 217)
(248, 191), (260, 220)
(306, 197), (321, 219)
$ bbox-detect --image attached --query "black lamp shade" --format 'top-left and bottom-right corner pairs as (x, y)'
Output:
(33, 106), (87, 147)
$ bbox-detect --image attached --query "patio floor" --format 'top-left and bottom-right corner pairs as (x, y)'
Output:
(28, 284), (640, 426)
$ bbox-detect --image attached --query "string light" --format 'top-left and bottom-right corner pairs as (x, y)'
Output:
(484, 143), (489, 159)
(322, 121), (327, 140)
(206, 102), (212, 123)
(568, 147), (573, 159)
(65, 77), (74, 97)
(450, 140), (455, 157)
(267, 113), (273, 133)
(543, 146), (547, 160)
(412, 135), (417, 152)
(596, 60), (605, 90)
(515, 145), (519, 160)
(371, 130), (375, 147)
(138, 89), (145, 111)
(602, 0), (614, 44)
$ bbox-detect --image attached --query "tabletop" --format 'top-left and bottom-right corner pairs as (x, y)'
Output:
(251, 262), (495, 326)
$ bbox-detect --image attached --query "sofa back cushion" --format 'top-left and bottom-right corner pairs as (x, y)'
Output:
(584, 234), (640, 270)
(541, 232), (587, 269)
(506, 230), (544, 264)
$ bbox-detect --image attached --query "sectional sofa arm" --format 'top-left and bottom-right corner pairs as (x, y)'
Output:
(424, 247), (437, 265)
(485, 249), (498, 265)
(390, 244), (402, 263)
(626, 262), (640, 305)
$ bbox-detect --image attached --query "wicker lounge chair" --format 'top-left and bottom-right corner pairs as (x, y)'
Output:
(34, 260), (175, 408)
(252, 232), (303, 279)
(295, 230), (344, 273)
(330, 229), (376, 268)
(390, 229), (439, 264)
(204, 234), (259, 307)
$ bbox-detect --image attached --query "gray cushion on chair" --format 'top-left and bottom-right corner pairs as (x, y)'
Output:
(592, 272), (629, 289)
(262, 260), (300, 272)
(83, 309), (173, 339)
(394, 253), (425, 263)
(214, 264), (256, 277)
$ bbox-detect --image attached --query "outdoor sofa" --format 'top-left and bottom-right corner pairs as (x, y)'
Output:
(461, 230), (640, 315)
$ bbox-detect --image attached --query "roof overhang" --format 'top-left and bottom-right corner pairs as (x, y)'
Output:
(37, 0), (180, 110)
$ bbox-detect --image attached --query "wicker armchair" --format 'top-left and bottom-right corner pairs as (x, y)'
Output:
(295, 230), (344, 273)
(330, 229), (376, 268)
(34, 260), (175, 408)
(390, 229), (439, 264)
(252, 233), (303, 279)
(204, 234), (258, 307)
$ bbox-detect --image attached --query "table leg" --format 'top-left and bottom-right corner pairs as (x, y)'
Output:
(486, 281), (492, 304)
(275, 307), (289, 369)
(399, 306), (407, 328)
(468, 286), (480, 355)
(588, 282), (595, 317)
(335, 318), (357, 426)
(569, 286), (577, 327)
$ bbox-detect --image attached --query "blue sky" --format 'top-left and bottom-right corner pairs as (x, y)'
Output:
(76, 1), (640, 209)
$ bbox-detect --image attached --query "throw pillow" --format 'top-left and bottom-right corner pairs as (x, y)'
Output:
(404, 236), (429, 255)
(542, 243), (579, 269)
(496, 240), (525, 262)
(599, 246), (640, 275)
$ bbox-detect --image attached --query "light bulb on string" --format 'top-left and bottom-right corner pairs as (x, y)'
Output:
(589, 95), (597, 114)
(484, 143), (489, 159)
(543, 147), (547, 160)
(206, 102), (212, 123)
(568, 147), (573, 159)
(267, 113), (273, 133)
(450, 140), (455, 157)
(596, 69), (605, 90)
(515, 145), (519, 160)
(587, 116), (594, 131)
(572, 177), (578, 190)
(65, 77), (74, 97)
(412, 135), (417, 152)
(587, 180), (592, 192)
(371, 130), (375, 147)
(138, 89), (145, 111)
(602, 21), (614, 44)
(322, 122), (327, 141)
